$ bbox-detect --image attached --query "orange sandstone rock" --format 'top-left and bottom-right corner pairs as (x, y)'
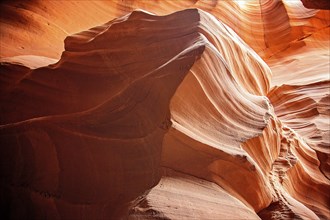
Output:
(0, 2), (329, 220)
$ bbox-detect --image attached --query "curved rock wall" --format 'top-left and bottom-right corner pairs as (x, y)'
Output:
(0, 1), (329, 219)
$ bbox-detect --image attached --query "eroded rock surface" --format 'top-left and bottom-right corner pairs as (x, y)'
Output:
(0, 1), (329, 219)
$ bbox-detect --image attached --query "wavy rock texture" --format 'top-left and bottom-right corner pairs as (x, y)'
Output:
(0, 1), (329, 220)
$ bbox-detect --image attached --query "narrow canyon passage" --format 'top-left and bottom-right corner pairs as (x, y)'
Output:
(0, 1), (329, 219)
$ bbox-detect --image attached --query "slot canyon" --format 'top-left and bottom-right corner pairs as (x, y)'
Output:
(0, 0), (329, 219)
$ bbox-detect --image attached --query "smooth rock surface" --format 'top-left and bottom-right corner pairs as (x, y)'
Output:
(0, 1), (329, 219)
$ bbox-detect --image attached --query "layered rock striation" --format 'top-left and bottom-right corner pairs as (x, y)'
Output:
(0, 1), (329, 220)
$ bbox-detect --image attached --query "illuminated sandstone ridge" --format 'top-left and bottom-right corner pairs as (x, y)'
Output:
(0, 2), (329, 220)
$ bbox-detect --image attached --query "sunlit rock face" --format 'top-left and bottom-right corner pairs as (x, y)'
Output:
(0, 1), (329, 220)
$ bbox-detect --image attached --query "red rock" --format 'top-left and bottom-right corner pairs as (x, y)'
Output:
(0, 1), (329, 219)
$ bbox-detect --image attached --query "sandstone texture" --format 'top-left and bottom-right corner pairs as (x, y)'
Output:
(0, 1), (329, 219)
